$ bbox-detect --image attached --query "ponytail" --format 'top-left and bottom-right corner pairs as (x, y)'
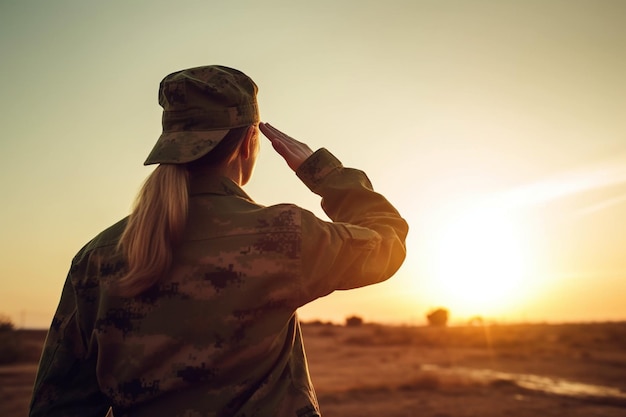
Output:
(115, 164), (189, 297)
(115, 126), (250, 297)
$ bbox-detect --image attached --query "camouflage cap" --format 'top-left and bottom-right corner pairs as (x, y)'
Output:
(144, 65), (260, 165)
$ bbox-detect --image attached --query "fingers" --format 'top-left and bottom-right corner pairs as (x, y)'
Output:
(259, 122), (314, 172)
(259, 122), (300, 145)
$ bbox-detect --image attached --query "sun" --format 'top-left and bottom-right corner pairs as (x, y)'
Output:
(429, 205), (530, 317)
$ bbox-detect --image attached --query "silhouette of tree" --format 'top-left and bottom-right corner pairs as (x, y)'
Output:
(0, 314), (20, 364)
(0, 314), (14, 332)
(426, 308), (449, 327)
(345, 315), (364, 327)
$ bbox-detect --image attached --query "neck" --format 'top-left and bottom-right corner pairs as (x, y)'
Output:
(190, 158), (244, 186)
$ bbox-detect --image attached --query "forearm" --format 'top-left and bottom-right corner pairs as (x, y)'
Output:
(297, 148), (408, 298)
(298, 148), (407, 235)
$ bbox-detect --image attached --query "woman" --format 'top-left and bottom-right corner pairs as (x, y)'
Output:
(30, 65), (408, 417)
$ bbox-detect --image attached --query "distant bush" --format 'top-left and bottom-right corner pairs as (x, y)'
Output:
(426, 308), (449, 327)
(0, 314), (15, 332)
(345, 315), (364, 327)
(0, 314), (21, 365)
(305, 319), (335, 327)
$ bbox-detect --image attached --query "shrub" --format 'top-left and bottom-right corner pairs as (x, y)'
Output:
(0, 314), (21, 364)
(0, 314), (15, 332)
(345, 315), (364, 327)
(426, 308), (449, 327)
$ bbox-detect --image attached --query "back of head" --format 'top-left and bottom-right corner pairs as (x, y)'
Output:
(145, 65), (260, 165)
(116, 65), (260, 297)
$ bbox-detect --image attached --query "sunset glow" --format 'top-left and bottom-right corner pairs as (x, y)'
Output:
(426, 204), (530, 316)
(2, 1), (626, 327)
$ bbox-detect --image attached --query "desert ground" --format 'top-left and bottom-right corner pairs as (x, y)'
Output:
(1, 321), (625, 416)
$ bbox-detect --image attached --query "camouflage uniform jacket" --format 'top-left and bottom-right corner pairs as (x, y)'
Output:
(30, 148), (409, 417)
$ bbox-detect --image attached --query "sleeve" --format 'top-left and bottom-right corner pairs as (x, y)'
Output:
(29, 266), (110, 417)
(295, 148), (409, 304)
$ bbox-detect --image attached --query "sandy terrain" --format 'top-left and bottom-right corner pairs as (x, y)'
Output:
(1, 322), (625, 416)
(305, 322), (626, 416)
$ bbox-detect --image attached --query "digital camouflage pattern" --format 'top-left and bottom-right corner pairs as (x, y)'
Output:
(30, 149), (409, 417)
(144, 66), (260, 165)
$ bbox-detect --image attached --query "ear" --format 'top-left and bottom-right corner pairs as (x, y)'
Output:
(240, 125), (256, 159)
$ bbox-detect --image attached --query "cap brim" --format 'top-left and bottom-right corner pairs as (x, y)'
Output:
(144, 129), (231, 165)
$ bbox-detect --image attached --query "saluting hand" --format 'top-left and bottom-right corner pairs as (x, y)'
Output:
(259, 122), (314, 172)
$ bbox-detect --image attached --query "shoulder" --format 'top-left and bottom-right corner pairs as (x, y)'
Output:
(72, 217), (128, 264)
(253, 203), (303, 230)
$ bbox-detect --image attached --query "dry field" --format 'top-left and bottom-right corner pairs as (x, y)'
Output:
(1, 322), (625, 416)
(304, 322), (626, 416)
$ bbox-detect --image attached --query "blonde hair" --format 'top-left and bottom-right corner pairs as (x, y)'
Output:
(115, 164), (189, 297)
(115, 126), (250, 297)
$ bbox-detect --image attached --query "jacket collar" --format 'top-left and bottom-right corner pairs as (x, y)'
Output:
(189, 175), (253, 200)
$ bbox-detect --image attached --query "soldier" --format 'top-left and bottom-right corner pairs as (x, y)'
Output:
(30, 65), (409, 417)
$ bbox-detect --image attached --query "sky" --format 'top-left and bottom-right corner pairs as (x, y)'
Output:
(1, 0), (625, 328)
